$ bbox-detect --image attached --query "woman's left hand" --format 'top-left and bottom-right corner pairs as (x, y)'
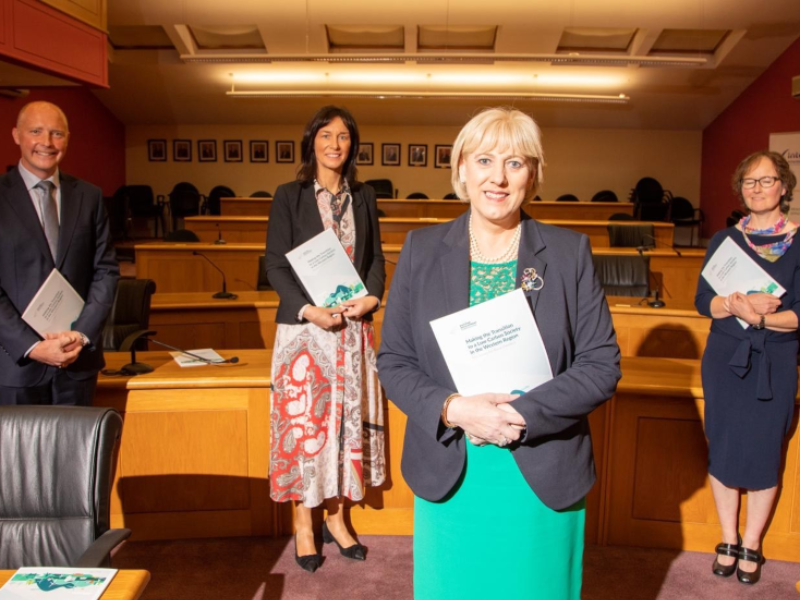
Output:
(724, 292), (761, 326)
(340, 295), (380, 319)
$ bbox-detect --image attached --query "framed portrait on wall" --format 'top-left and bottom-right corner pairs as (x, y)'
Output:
(276, 141), (295, 163)
(224, 140), (243, 162)
(173, 139), (192, 162)
(382, 143), (400, 166)
(198, 140), (217, 162)
(250, 140), (269, 163)
(435, 145), (452, 169)
(409, 144), (428, 167)
(356, 143), (374, 165)
(147, 139), (167, 162)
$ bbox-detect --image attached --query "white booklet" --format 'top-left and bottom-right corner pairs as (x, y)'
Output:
(0, 567), (116, 599)
(701, 235), (786, 328)
(285, 228), (367, 308)
(430, 289), (553, 396)
(169, 348), (225, 367)
(21, 269), (85, 337)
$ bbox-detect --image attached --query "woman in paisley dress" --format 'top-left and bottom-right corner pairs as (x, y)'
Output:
(265, 106), (386, 573)
(378, 108), (620, 599)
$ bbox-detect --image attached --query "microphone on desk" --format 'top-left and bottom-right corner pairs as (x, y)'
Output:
(193, 251), (238, 300)
(214, 222), (227, 245)
(145, 337), (240, 365)
(636, 233), (682, 257)
(634, 245), (666, 308)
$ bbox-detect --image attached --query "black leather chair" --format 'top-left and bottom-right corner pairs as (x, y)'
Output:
(591, 190), (619, 203)
(608, 223), (655, 248)
(258, 255), (272, 290)
(609, 212), (635, 221)
(406, 192), (429, 199)
(365, 179), (396, 199)
(630, 177), (672, 221)
(556, 193), (579, 202)
(168, 182), (205, 230)
(164, 229), (201, 242)
(250, 190), (272, 198)
(0, 406), (130, 568)
(206, 185), (236, 216)
(443, 193), (459, 200)
(126, 185), (165, 238)
(670, 196), (704, 246)
(592, 255), (650, 297)
(726, 209), (746, 228)
(102, 279), (157, 352)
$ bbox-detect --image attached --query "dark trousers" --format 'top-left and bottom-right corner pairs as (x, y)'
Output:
(0, 370), (98, 406)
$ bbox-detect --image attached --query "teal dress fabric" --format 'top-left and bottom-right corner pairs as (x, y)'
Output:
(413, 260), (586, 600)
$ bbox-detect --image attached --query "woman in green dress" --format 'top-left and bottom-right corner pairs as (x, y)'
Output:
(377, 108), (620, 599)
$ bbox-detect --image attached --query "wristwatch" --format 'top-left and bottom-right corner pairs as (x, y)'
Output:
(752, 315), (766, 330)
(78, 332), (90, 347)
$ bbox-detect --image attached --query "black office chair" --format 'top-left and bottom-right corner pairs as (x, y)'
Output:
(726, 209), (746, 228)
(126, 185), (165, 238)
(102, 278), (157, 352)
(630, 177), (672, 221)
(592, 255), (650, 297)
(168, 182), (205, 230)
(670, 196), (704, 246)
(607, 223), (656, 248)
(609, 212), (635, 221)
(443, 193), (459, 200)
(207, 185), (236, 216)
(164, 229), (201, 242)
(258, 255), (272, 290)
(365, 179), (396, 199)
(592, 190), (619, 203)
(556, 194), (579, 202)
(250, 190), (272, 198)
(406, 192), (429, 199)
(0, 406), (130, 568)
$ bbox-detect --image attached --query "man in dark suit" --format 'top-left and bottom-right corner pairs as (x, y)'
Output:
(0, 101), (119, 405)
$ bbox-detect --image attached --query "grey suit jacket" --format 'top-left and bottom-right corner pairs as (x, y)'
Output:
(265, 180), (385, 323)
(377, 210), (621, 510)
(0, 169), (119, 387)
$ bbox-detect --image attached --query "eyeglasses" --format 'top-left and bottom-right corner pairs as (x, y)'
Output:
(741, 176), (781, 189)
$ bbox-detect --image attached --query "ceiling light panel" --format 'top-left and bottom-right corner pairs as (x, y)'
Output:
(557, 27), (637, 53)
(188, 25), (265, 50)
(417, 26), (497, 51)
(650, 29), (730, 54)
(326, 25), (405, 53)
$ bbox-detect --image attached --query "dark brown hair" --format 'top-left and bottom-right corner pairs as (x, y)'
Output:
(297, 106), (360, 184)
(731, 150), (796, 213)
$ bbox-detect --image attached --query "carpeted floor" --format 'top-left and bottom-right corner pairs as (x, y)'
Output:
(112, 536), (800, 599)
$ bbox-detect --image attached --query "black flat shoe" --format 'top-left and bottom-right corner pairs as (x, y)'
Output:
(712, 536), (741, 577)
(322, 520), (366, 561)
(294, 533), (321, 573)
(737, 547), (764, 585)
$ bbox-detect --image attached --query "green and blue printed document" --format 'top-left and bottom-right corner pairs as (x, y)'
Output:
(430, 288), (552, 396)
(0, 568), (116, 599)
(285, 228), (367, 308)
(701, 235), (786, 328)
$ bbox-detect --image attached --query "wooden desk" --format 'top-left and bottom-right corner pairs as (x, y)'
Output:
(186, 215), (674, 247)
(0, 570), (150, 600)
(95, 351), (273, 542)
(221, 197), (634, 221)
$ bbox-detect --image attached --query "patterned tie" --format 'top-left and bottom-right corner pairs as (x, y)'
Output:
(35, 180), (59, 260)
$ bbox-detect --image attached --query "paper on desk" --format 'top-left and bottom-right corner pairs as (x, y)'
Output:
(701, 235), (786, 328)
(430, 289), (552, 396)
(0, 567), (116, 599)
(21, 269), (84, 337)
(169, 348), (225, 367)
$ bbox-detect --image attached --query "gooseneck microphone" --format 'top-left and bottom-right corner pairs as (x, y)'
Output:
(636, 232), (682, 257)
(214, 222), (227, 245)
(193, 251), (238, 299)
(146, 337), (240, 365)
(634, 245), (665, 308)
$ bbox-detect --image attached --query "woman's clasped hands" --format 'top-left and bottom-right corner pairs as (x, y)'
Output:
(446, 393), (526, 447)
(723, 292), (780, 326)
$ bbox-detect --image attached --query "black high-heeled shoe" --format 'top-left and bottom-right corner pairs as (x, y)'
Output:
(294, 533), (322, 573)
(322, 520), (366, 561)
(712, 535), (741, 577)
(737, 547), (764, 585)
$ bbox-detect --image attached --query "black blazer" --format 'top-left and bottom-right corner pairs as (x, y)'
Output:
(377, 211), (621, 510)
(265, 180), (385, 323)
(0, 169), (119, 387)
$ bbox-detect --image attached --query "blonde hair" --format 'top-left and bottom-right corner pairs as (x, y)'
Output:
(450, 107), (544, 203)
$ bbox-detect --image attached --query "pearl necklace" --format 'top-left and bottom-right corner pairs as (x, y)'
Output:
(468, 214), (521, 264)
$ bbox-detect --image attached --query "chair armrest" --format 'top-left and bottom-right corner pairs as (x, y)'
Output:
(74, 528), (132, 568)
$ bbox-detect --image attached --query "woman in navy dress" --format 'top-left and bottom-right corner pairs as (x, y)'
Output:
(695, 150), (799, 585)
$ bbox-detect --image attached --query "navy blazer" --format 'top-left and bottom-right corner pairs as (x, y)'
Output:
(377, 210), (621, 510)
(0, 169), (119, 387)
(265, 180), (385, 323)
